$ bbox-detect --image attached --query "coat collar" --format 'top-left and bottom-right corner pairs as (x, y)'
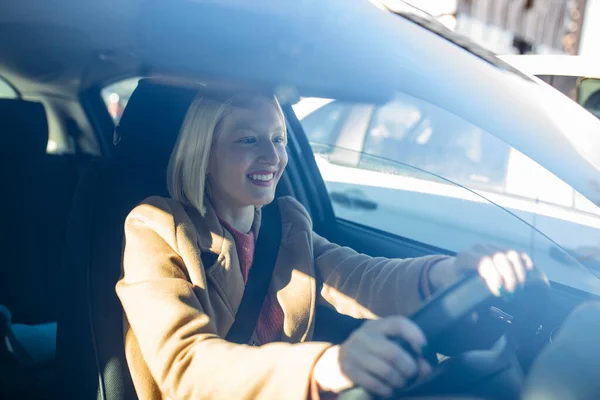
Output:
(183, 196), (315, 344)
(184, 198), (263, 320)
(186, 197), (262, 256)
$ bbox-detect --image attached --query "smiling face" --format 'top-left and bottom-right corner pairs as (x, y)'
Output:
(207, 96), (288, 211)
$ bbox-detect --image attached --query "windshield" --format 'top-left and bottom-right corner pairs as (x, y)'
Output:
(293, 95), (600, 295)
(379, 0), (534, 82)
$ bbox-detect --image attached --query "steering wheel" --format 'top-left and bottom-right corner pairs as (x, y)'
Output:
(338, 268), (550, 400)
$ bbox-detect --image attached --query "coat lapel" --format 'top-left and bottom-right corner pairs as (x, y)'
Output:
(186, 202), (242, 320)
(185, 197), (316, 344)
(186, 200), (262, 320)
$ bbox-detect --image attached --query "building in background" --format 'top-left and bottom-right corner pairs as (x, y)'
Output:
(404, 0), (599, 57)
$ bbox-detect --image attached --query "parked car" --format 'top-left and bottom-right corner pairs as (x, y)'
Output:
(294, 90), (600, 292)
(499, 54), (600, 118)
(2, 0), (600, 399)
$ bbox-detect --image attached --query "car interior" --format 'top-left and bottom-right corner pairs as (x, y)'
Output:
(2, 1), (600, 400)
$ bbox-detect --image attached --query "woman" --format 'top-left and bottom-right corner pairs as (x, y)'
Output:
(116, 91), (534, 400)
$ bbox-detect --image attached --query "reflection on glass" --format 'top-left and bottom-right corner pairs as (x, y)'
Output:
(296, 94), (600, 296)
(313, 145), (600, 294)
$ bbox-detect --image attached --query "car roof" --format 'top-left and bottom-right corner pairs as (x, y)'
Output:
(499, 55), (600, 79)
(0, 0), (523, 98)
(0, 0), (142, 97)
(2, 0), (600, 206)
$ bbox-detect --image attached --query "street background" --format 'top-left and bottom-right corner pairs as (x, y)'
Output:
(406, 0), (599, 57)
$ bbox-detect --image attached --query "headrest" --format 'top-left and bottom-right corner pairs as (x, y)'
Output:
(0, 99), (48, 155)
(113, 78), (275, 170)
(113, 79), (200, 169)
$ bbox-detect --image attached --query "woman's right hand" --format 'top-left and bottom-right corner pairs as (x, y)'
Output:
(312, 316), (432, 397)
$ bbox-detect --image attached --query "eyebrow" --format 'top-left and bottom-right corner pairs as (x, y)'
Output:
(230, 121), (285, 135)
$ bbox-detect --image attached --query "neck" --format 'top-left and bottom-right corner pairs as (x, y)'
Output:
(212, 202), (255, 234)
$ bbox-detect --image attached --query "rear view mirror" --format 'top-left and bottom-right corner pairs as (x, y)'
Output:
(577, 77), (600, 119)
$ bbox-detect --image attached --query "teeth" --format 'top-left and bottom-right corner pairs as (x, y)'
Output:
(248, 173), (274, 181)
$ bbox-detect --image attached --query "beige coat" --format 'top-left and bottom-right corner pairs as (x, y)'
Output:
(116, 195), (447, 400)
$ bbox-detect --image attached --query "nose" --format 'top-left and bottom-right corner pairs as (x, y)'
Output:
(258, 140), (280, 165)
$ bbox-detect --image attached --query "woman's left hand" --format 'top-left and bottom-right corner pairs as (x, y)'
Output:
(428, 244), (536, 297)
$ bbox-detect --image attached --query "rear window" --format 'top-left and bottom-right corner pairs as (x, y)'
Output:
(101, 77), (141, 123)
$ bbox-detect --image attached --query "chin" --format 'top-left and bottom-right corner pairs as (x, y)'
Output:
(257, 194), (276, 206)
(248, 191), (276, 206)
(241, 181), (278, 206)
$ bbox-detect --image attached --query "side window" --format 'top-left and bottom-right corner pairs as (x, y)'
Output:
(294, 96), (600, 293)
(0, 77), (17, 98)
(101, 77), (142, 124)
(297, 99), (352, 146)
(363, 97), (510, 191)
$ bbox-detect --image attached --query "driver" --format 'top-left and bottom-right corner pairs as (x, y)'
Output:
(116, 91), (535, 400)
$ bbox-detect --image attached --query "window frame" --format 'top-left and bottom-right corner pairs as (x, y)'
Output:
(282, 104), (338, 239)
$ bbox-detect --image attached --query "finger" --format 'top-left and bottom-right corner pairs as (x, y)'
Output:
(521, 252), (534, 270)
(507, 250), (526, 286)
(375, 317), (427, 356)
(365, 337), (419, 378)
(459, 244), (506, 273)
(493, 253), (517, 293)
(358, 352), (406, 388)
(478, 256), (503, 296)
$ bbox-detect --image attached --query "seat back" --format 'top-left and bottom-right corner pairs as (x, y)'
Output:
(0, 99), (77, 324)
(522, 302), (600, 400)
(56, 80), (200, 400)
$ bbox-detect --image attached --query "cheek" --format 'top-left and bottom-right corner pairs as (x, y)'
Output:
(217, 159), (245, 180)
(212, 146), (246, 176)
(279, 148), (289, 168)
(224, 154), (255, 181)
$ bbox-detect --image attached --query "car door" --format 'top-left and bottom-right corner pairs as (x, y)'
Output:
(283, 93), (600, 370)
(296, 93), (600, 286)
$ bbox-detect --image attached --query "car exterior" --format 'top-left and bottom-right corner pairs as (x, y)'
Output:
(499, 54), (600, 118)
(293, 87), (600, 295)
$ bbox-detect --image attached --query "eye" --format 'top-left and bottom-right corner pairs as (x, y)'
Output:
(273, 135), (286, 145)
(236, 137), (257, 144)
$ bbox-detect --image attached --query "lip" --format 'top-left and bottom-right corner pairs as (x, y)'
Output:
(247, 170), (277, 175)
(247, 170), (277, 187)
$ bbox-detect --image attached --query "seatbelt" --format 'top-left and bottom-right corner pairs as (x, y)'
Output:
(225, 200), (282, 345)
(222, 198), (365, 345)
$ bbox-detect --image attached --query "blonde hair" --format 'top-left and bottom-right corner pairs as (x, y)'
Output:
(167, 92), (286, 215)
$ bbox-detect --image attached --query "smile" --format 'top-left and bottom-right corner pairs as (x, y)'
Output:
(247, 173), (275, 182)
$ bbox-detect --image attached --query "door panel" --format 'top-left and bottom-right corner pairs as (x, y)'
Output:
(335, 218), (452, 260)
